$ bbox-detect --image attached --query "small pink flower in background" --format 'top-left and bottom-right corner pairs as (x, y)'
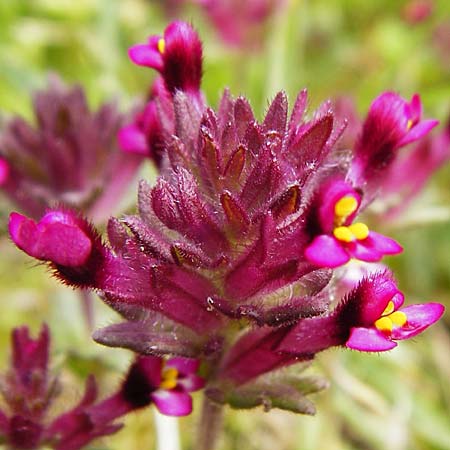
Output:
(0, 325), (204, 449)
(194, 0), (286, 47)
(154, 0), (286, 47)
(351, 92), (438, 189)
(381, 118), (450, 217)
(0, 77), (142, 223)
(334, 96), (449, 219)
(304, 178), (402, 268)
(402, 0), (434, 24)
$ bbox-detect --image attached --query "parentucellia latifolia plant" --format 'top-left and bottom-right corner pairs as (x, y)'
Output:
(5, 20), (445, 450)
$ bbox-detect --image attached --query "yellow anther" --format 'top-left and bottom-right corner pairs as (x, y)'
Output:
(334, 195), (358, 219)
(375, 316), (393, 333)
(375, 300), (407, 334)
(383, 300), (395, 316)
(348, 222), (369, 240)
(333, 226), (354, 243)
(406, 119), (413, 130)
(389, 311), (407, 327)
(160, 367), (178, 390)
(157, 38), (166, 54)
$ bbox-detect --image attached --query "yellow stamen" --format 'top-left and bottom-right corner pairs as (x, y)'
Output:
(375, 316), (393, 333)
(348, 222), (369, 240)
(333, 226), (354, 243)
(334, 195), (358, 219)
(157, 38), (166, 54)
(389, 310), (407, 327)
(374, 298), (408, 334)
(406, 119), (413, 130)
(383, 300), (395, 316)
(160, 367), (178, 390)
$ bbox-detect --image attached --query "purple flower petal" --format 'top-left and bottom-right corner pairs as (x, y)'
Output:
(391, 303), (445, 340)
(165, 357), (200, 375)
(409, 93), (422, 122)
(118, 124), (148, 155)
(0, 158), (9, 185)
(177, 374), (205, 392)
(348, 240), (382, 262)
(364, 231), (403, 255)
(346, 327), (397, 352)
(316, 179), (361, 232)
(151, 390), (193, 417)
(9, 212), (92, 267)
(304, 235), (350, 268)
(130, 356), (164, 391)
(348, 231), (402, 263)
(161, 21), (203, 94)
(128, 44), (163, 69)
(9, 415), (43, 449)
(348, 272), (402, 325)
(397, 119), (439, 148)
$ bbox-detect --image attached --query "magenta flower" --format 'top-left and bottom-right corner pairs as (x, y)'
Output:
(120, 22), (204, 164)
(278, 271), (444, 355)
(334, 96), (449, 220)
(304, 178), (403, 268)
(345, 294), (445, 352)
(0, 324), (204, 449)
(129, 20), (203, 98)
(0, 77), (142, 223)
(381, 119), (450, 217)
(351, 92), (438, 187)
(112, 356), (205, 416)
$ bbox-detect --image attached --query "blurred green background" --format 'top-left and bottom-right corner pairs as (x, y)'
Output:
(0, 0), (449, 449)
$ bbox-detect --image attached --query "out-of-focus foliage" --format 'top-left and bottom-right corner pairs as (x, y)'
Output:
(0, 1), (449, 449)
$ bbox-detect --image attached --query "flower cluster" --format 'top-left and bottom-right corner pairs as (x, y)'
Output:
(0, 324), (203, 449)
(0, 77), (142, 223)
(9, 21), (444, 415)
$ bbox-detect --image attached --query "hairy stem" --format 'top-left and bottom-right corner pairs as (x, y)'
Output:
(196, 395), (224, 450)
(79, 289), (95, 332)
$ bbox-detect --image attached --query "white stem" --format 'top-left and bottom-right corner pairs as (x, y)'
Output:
(153, 410), (181, 450)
